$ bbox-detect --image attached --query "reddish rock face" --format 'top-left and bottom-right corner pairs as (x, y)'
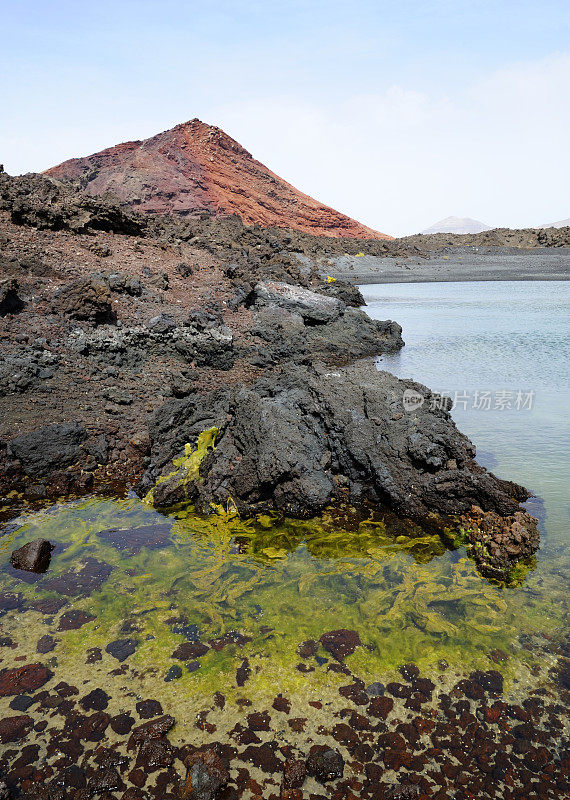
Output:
(45, 119), (391, 239)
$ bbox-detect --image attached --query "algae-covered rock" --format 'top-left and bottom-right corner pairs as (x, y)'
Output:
(307, 745), (344, 783)
(139, 360), (539, 578)
(145, 427), (218, 509)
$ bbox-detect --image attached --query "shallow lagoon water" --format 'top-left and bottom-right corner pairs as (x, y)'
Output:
(0, 281), (568, 795)
(1, 281), (568, 696)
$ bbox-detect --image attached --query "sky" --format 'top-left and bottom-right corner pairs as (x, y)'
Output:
(1, 1), (569, 236)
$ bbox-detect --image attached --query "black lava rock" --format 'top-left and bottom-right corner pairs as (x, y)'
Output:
(10, 539), (54, 573)
(307, 745), (344, 783)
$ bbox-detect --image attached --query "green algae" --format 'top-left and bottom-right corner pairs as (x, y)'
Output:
(0, 496), (567, 704)
(144, 426), (219, 506)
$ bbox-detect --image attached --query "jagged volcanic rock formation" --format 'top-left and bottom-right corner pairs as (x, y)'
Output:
(45, 119), (391, 239)
(139, 360), (538, 579)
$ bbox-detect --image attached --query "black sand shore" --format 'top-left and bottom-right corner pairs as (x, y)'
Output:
(303, 246), (570, 284)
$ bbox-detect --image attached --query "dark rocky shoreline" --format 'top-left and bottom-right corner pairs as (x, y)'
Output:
(0, 171), (541, 580)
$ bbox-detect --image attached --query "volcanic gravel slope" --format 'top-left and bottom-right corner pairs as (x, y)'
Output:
(45, 118), (391, 240)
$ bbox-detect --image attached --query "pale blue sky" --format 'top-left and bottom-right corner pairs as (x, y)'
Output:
(1, 1), (569, 234)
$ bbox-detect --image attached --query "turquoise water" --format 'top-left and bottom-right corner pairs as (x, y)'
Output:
(363, 279), (570, 567)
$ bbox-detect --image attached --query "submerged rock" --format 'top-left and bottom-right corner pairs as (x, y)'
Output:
(0, 664), (53, 697)
(306, 745), (344, 783)
(182, 748), (229, 800)
(320, 629), (362, 661)
(10, 538), (54, 573)
(0, 714), (34, 743)
(106, 638), (138, 662)
(282, 757), (307, 791)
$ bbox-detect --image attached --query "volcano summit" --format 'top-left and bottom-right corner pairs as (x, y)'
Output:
(46, 119), (390, 240)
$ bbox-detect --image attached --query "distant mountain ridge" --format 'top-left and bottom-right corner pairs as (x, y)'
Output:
(420, 216), (492, 235)
(45, 119), (391, 240)
(537, 218), (570, 229)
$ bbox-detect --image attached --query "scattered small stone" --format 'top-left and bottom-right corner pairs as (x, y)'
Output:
(385, 785), (420, 799)
(170, 622), (201, 641)
(57, 609), (95, 630)
(164, 665), (183, 682)
(31, 596), (66, 614)
(0, 664), (53, 697)
(297, 639), (319, 658)
(272, 695), (291, 713)
(209, 630), (251, 651)
(183, 747), (229, 800)
(86, 647), (102, 663)
(36, 634), (56, 654)
(10, 538), (54, 573)
(306, 745), (344, 783)
(0, 714), (33, 743)
(105, 638), (137, 662)
(236, 657), (251, 686)
(110, 712), (135, 735)
(9, 695), (34, 712)
(177, 262), (194, 278)
(247, 711), (271, 731)
(399, 663), (420, 681)
(88, 766), (124, 794)
(80, 688), (110, 711)
(282, 757), (307, 791)
(136, 698), (163, 718)
(241, 742), (282, 773)
(172, 641), (209, 660)
(320, 629), (361, 661)
(128, 715), (175, 747)
(0, 592), (26, 614)
(102, 386), (133, 405)
(135, 737), (174, 772)
(148, 312), (176, 332)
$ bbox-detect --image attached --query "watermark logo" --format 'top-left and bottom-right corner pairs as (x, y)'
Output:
(402, 388), (535, 412)
(403, 389), (424, 411)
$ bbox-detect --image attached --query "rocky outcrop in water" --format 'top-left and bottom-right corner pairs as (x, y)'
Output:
(139, 360), (537, 579)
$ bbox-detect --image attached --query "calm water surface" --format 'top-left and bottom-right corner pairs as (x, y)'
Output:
(363, 280), (569, 548)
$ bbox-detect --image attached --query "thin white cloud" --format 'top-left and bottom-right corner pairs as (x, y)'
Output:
(209, 53), (570, 235)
